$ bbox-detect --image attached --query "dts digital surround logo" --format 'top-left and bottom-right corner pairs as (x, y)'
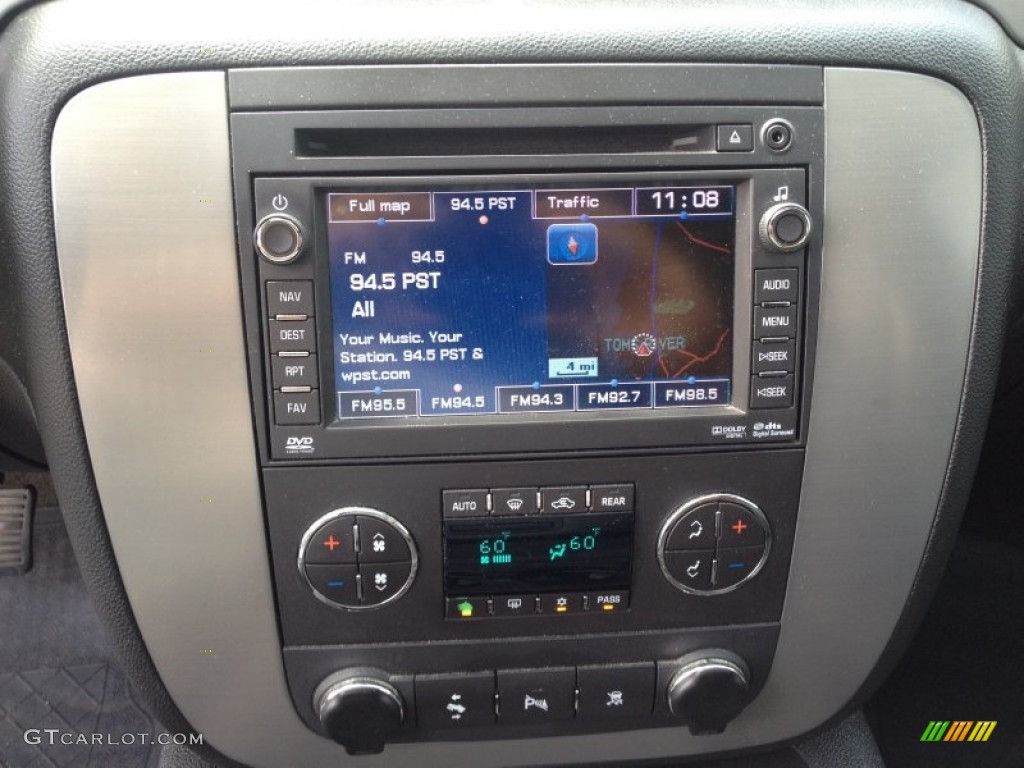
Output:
(920, 721), (997, 743)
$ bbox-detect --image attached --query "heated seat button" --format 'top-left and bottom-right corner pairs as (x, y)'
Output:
(304, 564), (359, 606)
(577, 663), (655, 720)
(355, 516), (411, 563)
(359, 561), (412, 606)
(662, 550), (713, 591)
(718, 503), (767, 548)
(415, 671), (495, 728)
(497, 668), (575, 724)
(304, 519), (357, 565)
(665, 503), (718, 551)
(714, 546), (767, 589)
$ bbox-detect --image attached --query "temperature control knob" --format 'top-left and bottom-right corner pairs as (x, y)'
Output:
(315, 671), (405, 755)
(759, 202), (812, 252)
(666, 650), (752, 734)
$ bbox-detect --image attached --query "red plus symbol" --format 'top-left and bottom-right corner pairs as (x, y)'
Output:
(731, 520), (748, 535)
(322, 535), (341, 551)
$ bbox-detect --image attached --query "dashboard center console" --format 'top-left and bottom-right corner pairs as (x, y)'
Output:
(230, 72), (822, 753)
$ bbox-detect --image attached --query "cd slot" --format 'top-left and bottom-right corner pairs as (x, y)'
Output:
(294, 124), (715, 158)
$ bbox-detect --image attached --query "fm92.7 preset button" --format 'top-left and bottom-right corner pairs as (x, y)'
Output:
(299, 508), (417, 610)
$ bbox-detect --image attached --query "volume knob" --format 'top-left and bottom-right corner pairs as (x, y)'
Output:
(315, 671), (404, 755)
(666, 650), (752, 734)
(759, 203), (812, 252)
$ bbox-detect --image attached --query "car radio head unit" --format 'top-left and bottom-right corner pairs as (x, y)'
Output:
(247, 166), (811, 461)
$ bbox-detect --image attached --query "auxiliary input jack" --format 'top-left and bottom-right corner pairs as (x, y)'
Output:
(762, 120), (793, 152)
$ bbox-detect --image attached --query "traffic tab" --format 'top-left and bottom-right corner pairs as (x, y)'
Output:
(328, 192), (432, 222)
(534, 188), (633, 219)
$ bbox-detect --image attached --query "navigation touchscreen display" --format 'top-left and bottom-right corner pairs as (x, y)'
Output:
(326, 183), (736, 422)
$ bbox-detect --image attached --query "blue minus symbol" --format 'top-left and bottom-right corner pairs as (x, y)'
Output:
(327, 580), (346, 587)
(728, 562), (745, 570)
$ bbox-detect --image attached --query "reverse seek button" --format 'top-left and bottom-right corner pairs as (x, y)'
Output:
(750, 375), (794, 409)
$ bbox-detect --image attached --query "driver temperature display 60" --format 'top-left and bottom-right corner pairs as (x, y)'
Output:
(327, 183), (736, 421)
(444, 513), (634, 597)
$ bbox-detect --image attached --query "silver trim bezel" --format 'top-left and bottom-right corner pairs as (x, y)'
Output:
(297, 506), (419, 612)
(666, 657), (749, 717)
(759, 202), (812, 252)
(656, 493), (772, 596)
(315, 676), (406, 726)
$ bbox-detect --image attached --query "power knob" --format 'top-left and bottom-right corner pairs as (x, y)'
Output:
(759, 202), (812, 252)
(314, 670), (405, 755)
(254, 214), (304, 264)
(666, 650), (752, 734)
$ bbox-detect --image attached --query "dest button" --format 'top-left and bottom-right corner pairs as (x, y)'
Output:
(577, 663), (655, 720)
(497, 667), (575, 725)
(415, 671), (496, 729)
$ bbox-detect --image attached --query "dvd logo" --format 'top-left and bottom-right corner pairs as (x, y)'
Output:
(285, 436), (315, 454)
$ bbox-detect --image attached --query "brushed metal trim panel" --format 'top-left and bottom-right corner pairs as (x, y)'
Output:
(51, 67), (980, 766)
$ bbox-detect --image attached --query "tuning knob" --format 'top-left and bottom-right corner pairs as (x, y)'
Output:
(314, 671), (404, 755)
(666, 650), (752, 734)
(759, 202), (812, 252)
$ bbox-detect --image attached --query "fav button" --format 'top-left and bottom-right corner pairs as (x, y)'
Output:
(662, 550), (713, 592)
(274, 389), (320, 425)
(497, 668), (575, 724)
